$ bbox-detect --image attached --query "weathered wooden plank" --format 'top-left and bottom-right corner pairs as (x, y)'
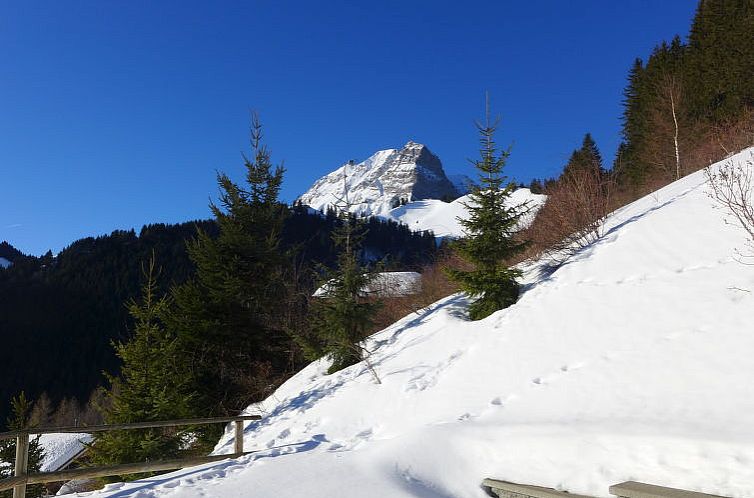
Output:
(609, 481), (728, 498)
(234, 420), (244, 454)
(482, 479), (596, 498)
(0, 415), (261, 440)
(13, 432), (29, 498)
(0, 451), (250, 491)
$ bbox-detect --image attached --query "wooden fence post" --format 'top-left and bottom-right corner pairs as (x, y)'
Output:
(0, 415), (261, 493)
(13, 431), (29, 498)
(234, 421), (244, 454)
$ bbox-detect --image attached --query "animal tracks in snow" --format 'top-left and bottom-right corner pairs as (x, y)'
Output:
(483, 361), (587, 416)
(403, 350), (464, 393)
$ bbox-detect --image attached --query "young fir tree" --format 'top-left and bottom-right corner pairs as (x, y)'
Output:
(447, 102), (529, 320)
(306, 211), (381, 374)
(0, 393), (45, 498)
(89, 258), (193, 470)
(168, 113), (291, 415)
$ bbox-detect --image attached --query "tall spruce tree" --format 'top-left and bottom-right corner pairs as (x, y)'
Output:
(447, 102), (530, 320)
(306, 211), (381, 374)
(89, 258), (193, 470)
(168, 114), (291, 416)
(0, 393), (45, 498)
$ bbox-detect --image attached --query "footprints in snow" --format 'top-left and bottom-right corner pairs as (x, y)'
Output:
(572, 261), (728, 287)
(527, 361), (585, 388)
(403, 350), (464, 393)
(485, 361), (586, 411)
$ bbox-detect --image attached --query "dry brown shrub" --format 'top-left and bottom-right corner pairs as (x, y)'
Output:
(371, 251), (466, 331)
(710, 108), (754, 160)
(524, 165), (612, 266)
(678, 110), (754, 179)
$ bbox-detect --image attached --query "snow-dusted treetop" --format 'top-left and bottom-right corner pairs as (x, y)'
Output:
(298, 141), (461, 217)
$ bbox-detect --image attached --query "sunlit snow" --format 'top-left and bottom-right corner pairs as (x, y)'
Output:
(76, 149), (754, 498)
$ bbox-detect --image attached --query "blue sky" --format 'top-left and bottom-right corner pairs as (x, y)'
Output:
(1, 1), (697, 255)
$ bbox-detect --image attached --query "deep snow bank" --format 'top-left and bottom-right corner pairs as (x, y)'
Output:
(77, 149), (754, 498)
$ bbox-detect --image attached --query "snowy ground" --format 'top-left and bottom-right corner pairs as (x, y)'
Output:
(69, 149), (754, 497)
(0, 257), (10, 269)
(386, 188), (545, 238)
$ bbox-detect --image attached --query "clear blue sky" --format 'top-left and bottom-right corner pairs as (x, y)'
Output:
(1, 1), (697, 255)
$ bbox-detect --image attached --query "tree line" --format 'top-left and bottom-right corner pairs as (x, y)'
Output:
(525, 0), (754, 267)
(0, 172), (436, 433)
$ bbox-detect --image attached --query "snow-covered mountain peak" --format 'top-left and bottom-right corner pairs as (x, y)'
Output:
(298, 142), (461, 217)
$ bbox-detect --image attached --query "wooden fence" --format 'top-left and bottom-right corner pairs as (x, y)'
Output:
(0, 415), (261, 498)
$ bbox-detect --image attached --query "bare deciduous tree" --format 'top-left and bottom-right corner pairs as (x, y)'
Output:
(528, 163), (613, 267)
(643, 73), (685, 182)
(706, 153), (754, 261)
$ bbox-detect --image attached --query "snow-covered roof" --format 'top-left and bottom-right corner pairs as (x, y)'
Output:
(36, 432), (92, 472)
(313, 271), (421, 298)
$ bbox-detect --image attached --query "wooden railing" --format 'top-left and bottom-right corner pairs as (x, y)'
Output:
(483, 479), (730, 498)
(0, 415), (261, 498)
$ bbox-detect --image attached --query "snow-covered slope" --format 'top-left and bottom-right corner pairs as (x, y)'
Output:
(387, 188), (545, 238)
(78, 149), (754, 498)
(0, 257), (10, 269)
(298, 142), (461, 217)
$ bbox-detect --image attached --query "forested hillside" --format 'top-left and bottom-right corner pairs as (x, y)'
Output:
(617, 0), (754, 189)
(523, 1), (754, 263)
(0, 207), (436, 429)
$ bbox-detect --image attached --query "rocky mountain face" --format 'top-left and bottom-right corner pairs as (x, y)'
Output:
(298, 141), (462, 217)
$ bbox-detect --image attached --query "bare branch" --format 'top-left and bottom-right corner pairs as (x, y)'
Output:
(705, 154), (754, 259)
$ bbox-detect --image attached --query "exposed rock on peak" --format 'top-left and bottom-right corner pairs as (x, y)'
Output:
(298, 142), (461, 217)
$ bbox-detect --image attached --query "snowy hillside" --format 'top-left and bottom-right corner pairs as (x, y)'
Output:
(0, 257), (10, 269)
(387, 188), (546, 238)
(298, 142), (461, 217)
(78, 149), (754, 498)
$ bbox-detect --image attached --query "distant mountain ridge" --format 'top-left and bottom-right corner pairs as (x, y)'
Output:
(298, 141), (462, 217)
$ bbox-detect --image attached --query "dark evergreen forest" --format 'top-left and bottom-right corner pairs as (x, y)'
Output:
(0, 206), (436, 429)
